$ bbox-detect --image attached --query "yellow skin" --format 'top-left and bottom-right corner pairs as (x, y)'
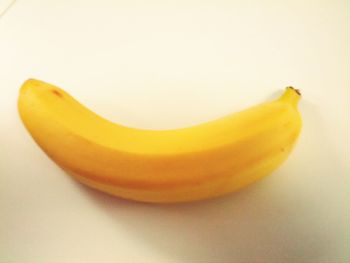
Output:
(18, 79), (302, 203)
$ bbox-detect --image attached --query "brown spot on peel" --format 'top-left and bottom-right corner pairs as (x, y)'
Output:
(51, 89), (63, 98)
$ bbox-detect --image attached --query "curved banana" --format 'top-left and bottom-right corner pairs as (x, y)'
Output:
(18, 79), (302, 203)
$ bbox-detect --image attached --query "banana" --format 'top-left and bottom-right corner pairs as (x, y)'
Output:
(18, 79), (302, 203)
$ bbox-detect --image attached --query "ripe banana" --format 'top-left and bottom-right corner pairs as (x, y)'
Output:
(18, 79), (302, 203)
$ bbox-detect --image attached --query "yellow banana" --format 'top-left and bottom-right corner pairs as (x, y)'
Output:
(18, 79), (302, 203)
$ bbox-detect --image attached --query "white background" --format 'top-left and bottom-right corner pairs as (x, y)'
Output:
(1, 0), (349, 262)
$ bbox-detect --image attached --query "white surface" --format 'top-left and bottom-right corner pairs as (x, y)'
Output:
(1, 0), (350, 262)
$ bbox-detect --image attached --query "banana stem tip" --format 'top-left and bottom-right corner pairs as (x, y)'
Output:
(286, 86), (301, 96)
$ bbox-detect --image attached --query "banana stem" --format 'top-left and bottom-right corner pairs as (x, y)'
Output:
(279, 86), (301, 107)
